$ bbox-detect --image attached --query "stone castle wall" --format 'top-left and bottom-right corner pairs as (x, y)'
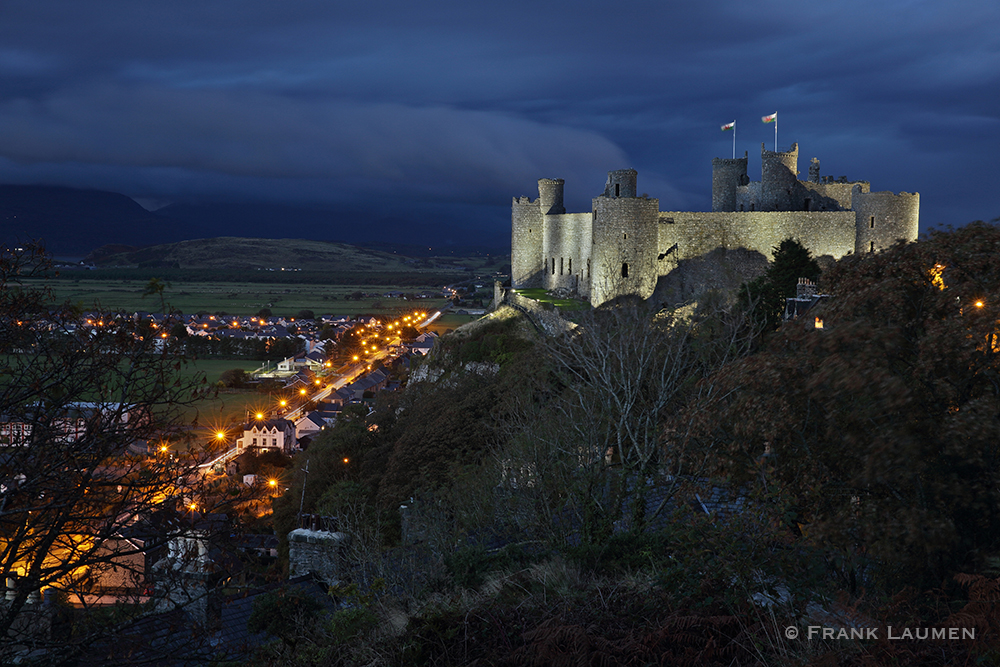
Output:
(657, 211), (857, 262)
(493, 284), (577, 336)
(288, 528), (350, 585)
(542, 212), (591, 295)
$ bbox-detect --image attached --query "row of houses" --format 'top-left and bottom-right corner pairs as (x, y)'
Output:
(234, 354), (416, 456)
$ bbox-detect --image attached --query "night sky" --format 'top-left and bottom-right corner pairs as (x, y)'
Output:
(1, 0), (997, 253)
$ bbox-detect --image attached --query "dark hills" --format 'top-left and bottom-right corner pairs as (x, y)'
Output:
(1, 185), (164, 256)
(0, 184), (509, 257)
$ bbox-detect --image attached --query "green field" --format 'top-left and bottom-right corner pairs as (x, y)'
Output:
(171, 359), (265, 427)
(25, 277), (450, 317)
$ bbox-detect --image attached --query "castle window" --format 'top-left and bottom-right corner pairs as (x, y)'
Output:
(623, 232), (627, 240)
(568, 258), (572, 274)
(560, 257), (563, 275)
(615, 183), (620, 197)
(621, 262), (629, 278)
(740, 204), (744, 211)
(870, 216), (875, 228)
(552, 257), (555, 275)
(804, 198), (811, 211)
(870, 241), (875, 253)
(587, 259), (591, 279)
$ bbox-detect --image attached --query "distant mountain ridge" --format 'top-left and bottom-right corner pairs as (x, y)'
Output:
(1, 183), (509, 256)
(1, 185), (165, 255)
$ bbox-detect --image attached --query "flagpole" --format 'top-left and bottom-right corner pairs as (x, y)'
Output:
(732, 120), (736, 159)
(761, 113), (778, 150)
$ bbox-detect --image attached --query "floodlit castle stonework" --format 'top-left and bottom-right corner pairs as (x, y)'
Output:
(511, 142), (919, 307)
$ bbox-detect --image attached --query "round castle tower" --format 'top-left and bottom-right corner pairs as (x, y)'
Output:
(603, 169), (637, 198)
(852, 185), (920, 254)
(510, 182), (547, 288)
(538, 178), (565, 215)
(760, 142), (799, 211)
(590, 169), (659, 306)
(712, 153), (749, 212)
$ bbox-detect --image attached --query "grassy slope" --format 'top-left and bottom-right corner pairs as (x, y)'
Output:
(85, 236), (507, 274)
(36, 278), (450, 316)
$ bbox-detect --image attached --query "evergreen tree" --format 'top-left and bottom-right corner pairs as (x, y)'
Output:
(740, 237), (821, 328)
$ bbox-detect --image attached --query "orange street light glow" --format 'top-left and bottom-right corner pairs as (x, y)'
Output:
(299, 388), (307, 395)
(976, 300), (984, 308)
(255, 412), (264, 420)
(343, 458), (349, 464)
(268, 479), (278, 487)
(215, 431), (226, 440)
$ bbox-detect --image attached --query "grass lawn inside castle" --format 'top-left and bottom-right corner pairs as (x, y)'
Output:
(514, 288), (591, 311)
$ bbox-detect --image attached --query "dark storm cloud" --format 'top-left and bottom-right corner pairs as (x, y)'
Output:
(1, 0), (997, 248)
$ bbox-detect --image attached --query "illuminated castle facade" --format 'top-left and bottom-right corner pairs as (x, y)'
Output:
(511, 142), (919, 306)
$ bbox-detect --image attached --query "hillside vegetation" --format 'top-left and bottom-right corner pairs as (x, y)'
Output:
(257, 223), (1000, 667)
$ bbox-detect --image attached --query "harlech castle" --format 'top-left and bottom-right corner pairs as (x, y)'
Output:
(511, 142), (919, 306)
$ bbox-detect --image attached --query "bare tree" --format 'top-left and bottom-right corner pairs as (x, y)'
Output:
(0, 244), (260, 663)
(495, 293), (764, 542)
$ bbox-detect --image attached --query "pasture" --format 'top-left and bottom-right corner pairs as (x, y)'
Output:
(27, 277), (450, 317)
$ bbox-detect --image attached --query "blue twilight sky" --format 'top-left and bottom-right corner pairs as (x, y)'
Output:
(0, 0), (997, 251)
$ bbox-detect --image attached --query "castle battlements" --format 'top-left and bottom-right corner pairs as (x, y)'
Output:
(512, 141), (919, 307)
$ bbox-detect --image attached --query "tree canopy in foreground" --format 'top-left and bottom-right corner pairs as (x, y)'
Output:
(700, 222), (1000, 590)
(0, 245), (259, 663)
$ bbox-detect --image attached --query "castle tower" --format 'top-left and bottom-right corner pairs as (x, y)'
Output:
(538, 178), (565, 215)
(511, 188), (545, 288)
(590, 169), (659, 306)
(760, 142), (799, 211)
(712, 153), (749, 212)
(852, 185), (920, 254)
(603, 169), (637, 198)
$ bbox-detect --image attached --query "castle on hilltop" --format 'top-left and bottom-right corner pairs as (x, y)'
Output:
(511, 142), (919, 306)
